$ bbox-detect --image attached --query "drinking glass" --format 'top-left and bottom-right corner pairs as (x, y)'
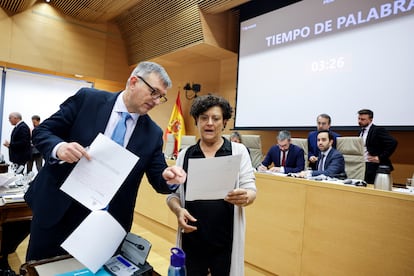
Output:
(406, 178), (414, 191)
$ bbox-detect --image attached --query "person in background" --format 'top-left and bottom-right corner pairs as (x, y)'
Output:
(27, 115), (43, 173)
(3, 112), (31, 174)
(230, 131), (250, 155)
(24, 61), (186, 261)
(357, 109), (397, 184)
(258, 130), (305, 174)
(0, 112), (31, 272)
(229, 131), (242, 143)
(167, 95), (256, 275)
(298, 130), (346, 179)
(307, 113), (340, 170)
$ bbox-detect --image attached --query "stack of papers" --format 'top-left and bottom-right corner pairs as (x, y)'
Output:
(393, 187), (414, 195)
(0, 174), (18, 187)
(2, 193), (25, 203)
(0, 184), (26, 206)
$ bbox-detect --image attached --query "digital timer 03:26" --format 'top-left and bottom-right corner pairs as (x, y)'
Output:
(311, 56), (345, 72)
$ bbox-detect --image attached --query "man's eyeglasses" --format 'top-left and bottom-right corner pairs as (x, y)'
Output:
(137, 76), (168, 104)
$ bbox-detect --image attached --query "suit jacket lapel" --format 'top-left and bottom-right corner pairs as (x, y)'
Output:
(95, 92), (120, 135)
(127, 115), (148, 154)
(366, 124), (375, 146)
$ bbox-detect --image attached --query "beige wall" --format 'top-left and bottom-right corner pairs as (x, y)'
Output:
(0, 3), (130, 83)
(1, 3), (413, 183)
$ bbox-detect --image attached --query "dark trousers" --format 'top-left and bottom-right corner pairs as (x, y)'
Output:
(365, 162), (379, 184)
(26, 154), (43, 173)
(26, 202), (90, 261)
(0, 220), (31, 269)
(182, 233), (232, 276)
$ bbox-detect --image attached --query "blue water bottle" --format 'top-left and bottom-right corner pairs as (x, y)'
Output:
(168, 247), (186, 276)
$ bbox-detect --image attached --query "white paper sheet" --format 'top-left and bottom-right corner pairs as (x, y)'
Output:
(185, 155), (241, 201)
(61, 210), (126, 273)
(60, 133), (139, 211)
(0, 174), (18, 187)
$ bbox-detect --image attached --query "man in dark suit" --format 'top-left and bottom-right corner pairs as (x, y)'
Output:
(1, 112), (31, 270)
(299, 130), (346, 178)
(24, 61), (186, 261)
(307, 113), (340, 170)
(358, 109), (397, 184)
(27, 115), (43, 173)
(3, 112), (31, 172)
(258, 130), (305, 174)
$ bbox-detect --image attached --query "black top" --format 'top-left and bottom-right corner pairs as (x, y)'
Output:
(183, 137), (234, 247)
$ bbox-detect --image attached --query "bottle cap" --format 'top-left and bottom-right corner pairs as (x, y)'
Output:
(376, 165), (391, 174)
(170, 247), (185, 267)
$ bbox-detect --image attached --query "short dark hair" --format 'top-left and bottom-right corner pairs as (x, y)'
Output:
(358, 109), (373, 119)
(230, 131), (242, 143)
(317, 129), (333, 141)
(190, 94), (233, 126)
(31, 115), (40, 121)
(317, 113), (332, 124)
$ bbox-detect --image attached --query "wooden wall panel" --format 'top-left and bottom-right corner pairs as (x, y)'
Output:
(0, 3), (129, 82)
(200, 11), (231, 49)
(0, 8), (12, 61)
(9, 5), (65, 70)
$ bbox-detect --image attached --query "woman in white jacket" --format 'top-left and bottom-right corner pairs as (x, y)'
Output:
(167, 94), (256, 276)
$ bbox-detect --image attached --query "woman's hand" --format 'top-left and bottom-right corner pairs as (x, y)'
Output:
(177, 207), (197, 233)
(225, 188), (256, 207)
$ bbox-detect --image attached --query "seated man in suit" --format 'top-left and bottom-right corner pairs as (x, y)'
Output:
(258, 130), (304, 174)
(307, 114), (340, 170)
(299, 130), (346, 178)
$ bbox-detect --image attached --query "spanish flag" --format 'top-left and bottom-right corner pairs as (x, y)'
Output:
(165, 91), (186, 157)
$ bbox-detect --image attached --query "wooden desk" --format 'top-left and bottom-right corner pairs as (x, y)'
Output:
(245, 174), (414, 275)
(135, 172), (414, 275)
(0, 201), (32, 252)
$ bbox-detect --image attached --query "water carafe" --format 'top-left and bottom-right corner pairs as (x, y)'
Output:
(374, 165), (392, 191)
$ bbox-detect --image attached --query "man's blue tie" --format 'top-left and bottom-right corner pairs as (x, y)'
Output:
(103, 112), (130, 211)
(111, 112), (131, 146)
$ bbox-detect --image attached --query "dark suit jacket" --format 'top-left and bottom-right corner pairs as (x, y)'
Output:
(307, 130), (340, 160)
(312, 148), (346, 178)
(261, 143), (305, 173)
(9, 121), (31, 165)
(365, 124), (397, 169)
(25, 88), (172, 234)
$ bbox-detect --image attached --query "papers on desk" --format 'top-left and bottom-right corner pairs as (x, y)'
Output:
(1, 193), (25, 203)
(0, 174), (18, 187)
(393, 187), (414, 195)
(261, 171), (288, 176)
(185, 155), (241, 201)
(60, 133), (139, 273)
(0, 184), (27, 205)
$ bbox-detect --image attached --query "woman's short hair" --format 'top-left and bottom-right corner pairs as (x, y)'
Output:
(190, 94), (233, 123)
